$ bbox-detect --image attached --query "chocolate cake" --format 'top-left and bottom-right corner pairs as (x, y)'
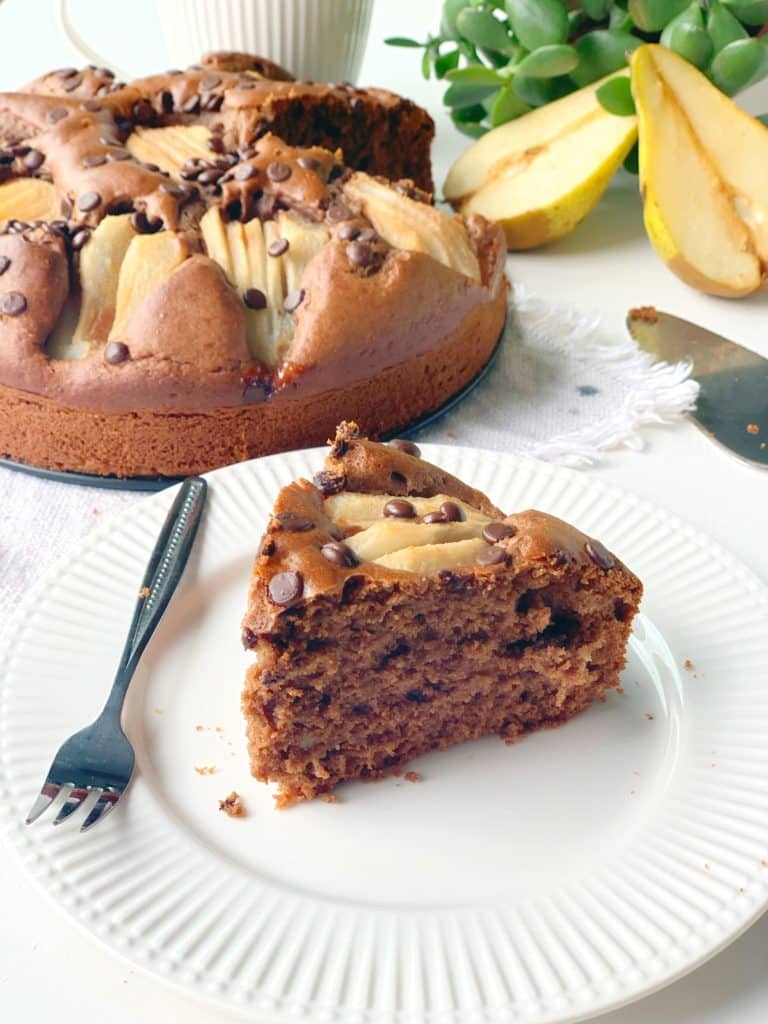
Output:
(241, 424), (643, 807)
(0, 55), (506, 478)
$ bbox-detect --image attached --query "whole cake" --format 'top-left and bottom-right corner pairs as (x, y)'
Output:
(0, 54), (506, 478)
(242, 424), (643, 806)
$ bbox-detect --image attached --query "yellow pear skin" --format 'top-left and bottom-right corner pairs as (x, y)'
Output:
(631, 45), (765, 298)
(443, 72), (638, 250)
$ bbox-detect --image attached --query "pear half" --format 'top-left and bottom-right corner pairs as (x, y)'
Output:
(443, 72), (638, 250)
(632, 44), (768, 297)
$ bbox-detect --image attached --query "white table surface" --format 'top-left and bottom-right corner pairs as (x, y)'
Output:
(1, 2), (767, 1022)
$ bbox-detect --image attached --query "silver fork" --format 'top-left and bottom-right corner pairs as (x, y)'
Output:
(25, 476), (207, 833)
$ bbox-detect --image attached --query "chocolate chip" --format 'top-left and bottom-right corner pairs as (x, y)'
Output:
(63, 76), (83, 93)
(482, 522), (516, 544)
(160, 90), (174, 113)
(181, 94), (200, 114)
(283, 289), (305, 313)
(389, 438), (421, 458)
(422, 511), (447, 525)
(199, 74), (222, 91)
(23, 150), (44, 171)
(81, 99), (102, 112)
(326, 201), (352, 224)
(206, 135), (224, 154)
(47, 107), (69, 124)
(384, 498), (416, 519)
(357, 227), (378, 244)
(98, 67), (115, 79)
(256, 192), (279, 220)
(133, 100), (154, 121)
(106, 150), (130, 162)
(321, 541), (357, 567)
(475, 546), (507, 567)
(0, 152), (12, 165)
(266, 161), (291, 183)
(158, 182), (186, 197)
(346, 241), (374, 268)
(268, 238), (289, 257)
(0, 291), (26, 316)
(585, 539), (614, 571)
(104, 341), (129, 364)
(0, 256), (10, 275)
(258, 536), (275, 558)
(337, 222), (361, 241)
(82, 152), (106, 168)
(235, 80), (257, 90)
(78, 191), (101, 212)
(131, 210), (162, 234)
(268, 571), (303, 607)
(55, 67), (78, 79)
(197, 167), (224, 185)
(275, 512), (314, 532)
(70, 228), (91, 250)
(244, 288), (267, 310)
(297, 156), (323, 173)
(313, 470), (344, 495)
(440, 501), (463, 522)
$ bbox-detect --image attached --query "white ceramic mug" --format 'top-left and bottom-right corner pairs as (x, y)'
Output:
(57, 0), (374, 82)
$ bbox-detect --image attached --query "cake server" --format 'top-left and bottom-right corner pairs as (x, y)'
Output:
(24, 476), (207, 832)
(627, 308), (768, 468)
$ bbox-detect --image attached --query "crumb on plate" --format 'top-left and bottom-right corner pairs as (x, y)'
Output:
(219, 791), (245, 817)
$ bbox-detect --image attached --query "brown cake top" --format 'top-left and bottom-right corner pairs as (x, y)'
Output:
(243, 423), (640, 637)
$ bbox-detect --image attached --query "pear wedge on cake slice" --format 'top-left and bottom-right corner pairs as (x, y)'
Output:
(443, 72), (637, 250)
(631, 44), (768, 297)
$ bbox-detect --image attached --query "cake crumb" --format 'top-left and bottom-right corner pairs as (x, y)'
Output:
(746, 423), (760, 435)
(629, 789), (637, 796)
(404, 771), (422, 783)
(683, 659), (695, 671)
(646, 713), (654, 721)
(138, 586), (150, 598)
(91, 507), (100, 516)
(194, 765), (216, 775)
(215, 726), (223, 733)
(195, 724), (205, 732)
(153, 707), (162, 715)
(321, 792), (339, 804)
(629, 305), (659, 324)
(704, 863), (710, 870)
(615, 686), (625, 695)
(218, 791), (245, 817)
(760, 860), (768, 868)
(739, 887), (745, 893)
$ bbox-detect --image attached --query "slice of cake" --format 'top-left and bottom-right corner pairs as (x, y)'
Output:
(241, 424), (642, 806)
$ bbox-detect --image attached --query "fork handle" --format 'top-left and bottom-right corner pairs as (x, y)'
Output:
(103, 477), (207, 718)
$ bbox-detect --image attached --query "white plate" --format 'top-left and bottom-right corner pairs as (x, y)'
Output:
(2, 446), (768, 1024)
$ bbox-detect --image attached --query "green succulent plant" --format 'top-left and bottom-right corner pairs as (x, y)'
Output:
(387, 0), (768, 143)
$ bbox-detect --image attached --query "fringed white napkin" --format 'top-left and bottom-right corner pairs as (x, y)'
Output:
(0, 285), (698, 617)
(417, 283), (699, 465)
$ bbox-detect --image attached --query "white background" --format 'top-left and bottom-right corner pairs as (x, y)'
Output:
(1, 1), (767, 1021)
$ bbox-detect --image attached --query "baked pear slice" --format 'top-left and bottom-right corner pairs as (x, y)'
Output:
(0, 178), (58, 222)
(201, 207), (329, 366)
(109, 231), (188, 340)
(342, 172), (481, 280)
(73, 215), (136, 347)
(125, 125), (213, 178)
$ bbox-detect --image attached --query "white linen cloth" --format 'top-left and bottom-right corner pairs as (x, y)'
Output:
(0, 284), (698, 619)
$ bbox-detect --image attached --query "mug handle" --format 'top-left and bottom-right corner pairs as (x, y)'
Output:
(56, 0), (131, 80)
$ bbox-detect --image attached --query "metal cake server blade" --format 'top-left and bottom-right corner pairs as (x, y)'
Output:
(627, 308), (768, 469)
